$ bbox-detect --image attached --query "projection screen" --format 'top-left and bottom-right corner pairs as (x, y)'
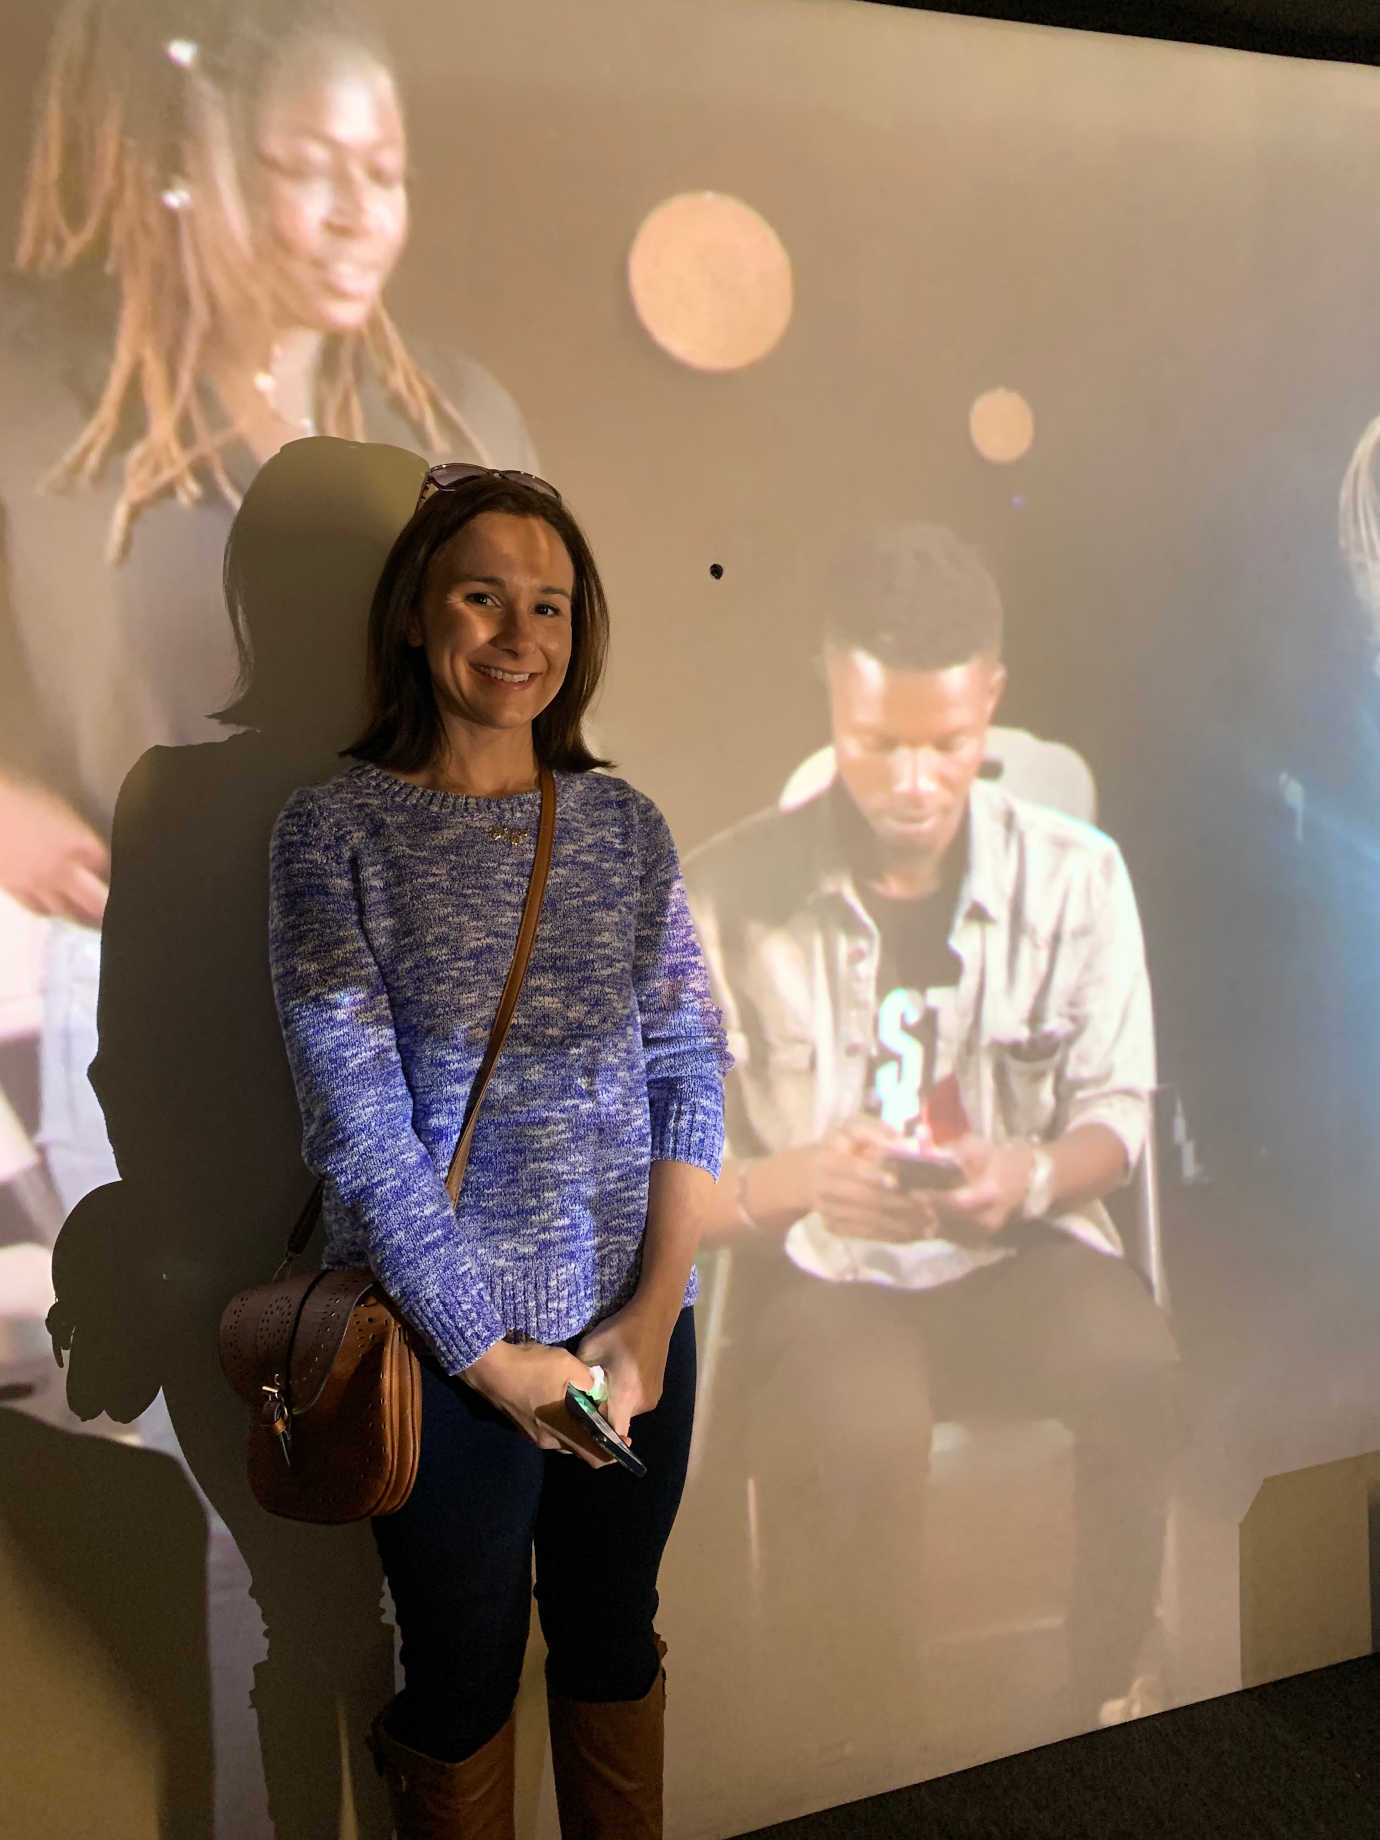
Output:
(3, 1), (1379, 1834)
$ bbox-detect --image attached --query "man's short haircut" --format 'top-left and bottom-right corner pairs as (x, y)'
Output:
(824, 522), (1004, 671)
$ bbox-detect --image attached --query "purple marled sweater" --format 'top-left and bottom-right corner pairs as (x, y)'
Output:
(267, 762), (729, 1373)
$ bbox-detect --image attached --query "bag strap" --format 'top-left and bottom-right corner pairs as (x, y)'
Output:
(278, 765), (556, 1267)
(443, 764), (555, 1204)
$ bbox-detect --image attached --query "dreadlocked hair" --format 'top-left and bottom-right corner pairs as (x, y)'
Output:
(17, 0), (489, 559)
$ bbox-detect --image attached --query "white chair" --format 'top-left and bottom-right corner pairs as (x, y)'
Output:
(777, 724), (1098, 825)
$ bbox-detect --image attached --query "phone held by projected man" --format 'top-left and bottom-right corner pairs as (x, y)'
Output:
(884, 1143), (964, 1193)
(874, 984), (968, 1200)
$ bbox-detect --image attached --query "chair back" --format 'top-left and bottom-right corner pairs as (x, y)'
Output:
(778, 725), (1098, 824)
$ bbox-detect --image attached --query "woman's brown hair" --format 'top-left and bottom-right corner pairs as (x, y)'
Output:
(346, 474), (613, 775)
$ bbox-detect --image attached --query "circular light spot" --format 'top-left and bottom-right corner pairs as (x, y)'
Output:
(628, 192), (794, 372)
(970, 388), (1035, 465)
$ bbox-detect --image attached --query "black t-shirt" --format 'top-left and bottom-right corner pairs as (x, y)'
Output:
(853, 832), (966, 1133)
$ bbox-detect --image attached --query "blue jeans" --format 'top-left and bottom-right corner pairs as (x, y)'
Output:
(374, 1307), (696, 1764)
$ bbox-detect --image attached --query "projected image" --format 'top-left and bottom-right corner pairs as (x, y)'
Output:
(1340, 416), (1380, 654)
(628, 190), (795, 372)
(0, 0), (534, 1234)
(3, 0), (1380, 1833)
(682, 525), (1180, 1768)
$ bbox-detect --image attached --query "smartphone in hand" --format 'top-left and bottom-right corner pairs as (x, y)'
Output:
(885, 1147), (964, 1193)
(563, 1385), (648, 1477)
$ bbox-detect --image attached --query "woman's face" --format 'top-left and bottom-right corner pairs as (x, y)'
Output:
(251, 36), (409, 335)
(409, 513), (576, 740)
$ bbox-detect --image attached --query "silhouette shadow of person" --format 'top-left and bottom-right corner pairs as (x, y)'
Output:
(46, 435), (429, 1837)
(0, 1403), (212, 1835)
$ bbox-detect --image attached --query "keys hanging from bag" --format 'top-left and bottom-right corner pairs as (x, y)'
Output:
(217, 767), (556, 1523)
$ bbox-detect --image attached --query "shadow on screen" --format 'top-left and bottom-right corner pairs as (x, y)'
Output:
(0, 1403), (211, 1835)
(43, 437), (427, 1838)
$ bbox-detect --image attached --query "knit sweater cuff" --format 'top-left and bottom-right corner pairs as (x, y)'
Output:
(648, 1086), (725, 1178)
(402, 1280), (506, 1377)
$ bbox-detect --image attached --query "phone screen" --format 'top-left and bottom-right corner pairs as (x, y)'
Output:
(564, 1385), (648, 1477)
(887, 1150), (964, 1193)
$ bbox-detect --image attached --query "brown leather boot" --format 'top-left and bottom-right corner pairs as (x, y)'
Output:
(546, 1639), (667, 1839)
(366, 1705), (516, 1840)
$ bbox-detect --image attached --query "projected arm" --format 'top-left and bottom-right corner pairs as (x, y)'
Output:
(0, 511), (109, 923)
(934, 1124), (1129, 1239)
(687, 879), (939, 1246)
(631, 797), (731, 1182)
(705, 1127), (943, 1245)
(0, 768), (109, 926)
(937, 842), (1154, 1236)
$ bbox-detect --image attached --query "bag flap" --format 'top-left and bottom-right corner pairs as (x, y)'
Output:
(287, 1268), (387, 1414)
(218, 1267), (378, 1410)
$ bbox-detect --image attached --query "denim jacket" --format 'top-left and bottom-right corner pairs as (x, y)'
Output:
(684, 779), (1155, 1289)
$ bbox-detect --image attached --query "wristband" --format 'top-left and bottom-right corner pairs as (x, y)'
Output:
(1022, 1147), (1056, 1221)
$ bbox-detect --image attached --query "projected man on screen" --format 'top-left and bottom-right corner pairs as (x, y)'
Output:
(685, 524), (1181, 1735)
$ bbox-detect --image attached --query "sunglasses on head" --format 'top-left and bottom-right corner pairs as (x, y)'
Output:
(414, 462), (562, 515)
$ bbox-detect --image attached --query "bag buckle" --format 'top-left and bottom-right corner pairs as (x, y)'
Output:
(260, 1376), (293, 1467)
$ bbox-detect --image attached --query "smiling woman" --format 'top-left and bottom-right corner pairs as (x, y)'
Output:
(404, 511), (576, 767)
(349, 466), (611, 785)
(266, 463), (729, 1834)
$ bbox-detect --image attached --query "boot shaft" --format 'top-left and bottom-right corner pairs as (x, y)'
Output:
(546, 1652), (666, 1840)
(368, 1706), (516, 1840)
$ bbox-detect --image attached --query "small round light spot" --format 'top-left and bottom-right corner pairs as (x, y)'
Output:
(970, 388), (1035, 465)
(165, 38), (199, 69)
(629, 192), (794, 373)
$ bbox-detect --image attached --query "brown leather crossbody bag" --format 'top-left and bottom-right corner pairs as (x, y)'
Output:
(217, 767), (556, 1524)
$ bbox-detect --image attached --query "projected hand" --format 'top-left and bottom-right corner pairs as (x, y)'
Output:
(937, 1135), (1037, 1237)
(813, 1116), (940, 1242)
(462, 1341), (612, 1467)
(0, 773), (109, 925)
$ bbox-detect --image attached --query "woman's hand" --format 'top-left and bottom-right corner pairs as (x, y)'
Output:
(577, 1302), (673, 1442)
(461, 1340), (612, 1467)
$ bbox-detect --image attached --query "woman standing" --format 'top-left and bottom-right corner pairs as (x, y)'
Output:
(268, 465), (729, 1836)
(0, 0), (535, 1213)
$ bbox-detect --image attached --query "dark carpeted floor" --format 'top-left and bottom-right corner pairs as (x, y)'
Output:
(737, 1655), (1380, 1839)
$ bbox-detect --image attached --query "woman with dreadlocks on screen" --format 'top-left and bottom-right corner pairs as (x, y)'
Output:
(0, 0), (536, 1218)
